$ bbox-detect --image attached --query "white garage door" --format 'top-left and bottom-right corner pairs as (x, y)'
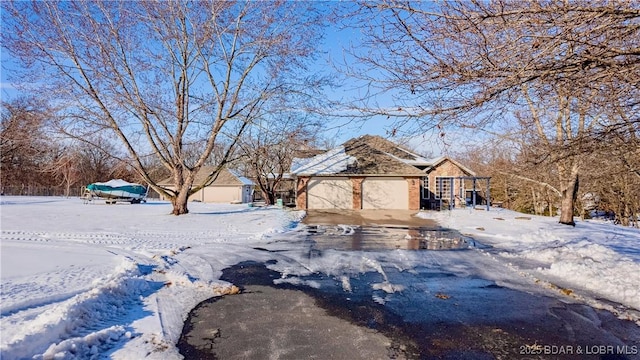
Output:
(362, 177), (409, 209)
(307, 177), (352, 209)
(189, 186), (241, 203)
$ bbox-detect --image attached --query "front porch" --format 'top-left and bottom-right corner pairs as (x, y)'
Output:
(420, 176), (492, 211)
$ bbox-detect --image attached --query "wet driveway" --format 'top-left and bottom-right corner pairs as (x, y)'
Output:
(178, 222), (640, 359)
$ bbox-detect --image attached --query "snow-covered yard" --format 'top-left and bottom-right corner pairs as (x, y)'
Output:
(418, 208), (640, 319)
(1, 197), (304, 359)
(1, 197), (639, 359)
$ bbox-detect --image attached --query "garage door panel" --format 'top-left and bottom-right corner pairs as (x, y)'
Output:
(203, 186), (240, 203)
(308, 177), (352, 209)
(362, 178), (408, 209)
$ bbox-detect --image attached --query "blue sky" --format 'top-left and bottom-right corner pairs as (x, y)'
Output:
(0, 3), (462, 157)
(1, 49), (16, 99)
(315, 22), (470, 156)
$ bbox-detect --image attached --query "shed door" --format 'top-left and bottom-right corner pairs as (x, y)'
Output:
(242, 186), (253, 203)
(307, 177), (352, 209)
(362, 177), (409, 209)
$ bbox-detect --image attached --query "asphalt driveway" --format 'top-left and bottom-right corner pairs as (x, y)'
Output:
(179, 262), (640, 360)
(178, 211), (640, 359)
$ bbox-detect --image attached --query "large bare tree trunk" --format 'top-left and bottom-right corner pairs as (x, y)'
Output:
(266, 190), (276, 206)
(257, 187), (273, 205)
(166, 168), (195, 215)
(172, 187), (191, 215)
(558, 167), (579, 226)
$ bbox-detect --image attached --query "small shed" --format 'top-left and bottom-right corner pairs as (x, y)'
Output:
(159, 167), (254, 204)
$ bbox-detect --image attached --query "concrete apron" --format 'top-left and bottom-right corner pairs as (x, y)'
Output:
(301, 209), (438, 228)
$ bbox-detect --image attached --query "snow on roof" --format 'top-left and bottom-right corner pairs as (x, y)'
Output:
(426, 156), (446, 165)
(159, 167), (254, 186)
(267, 173), (294, 180)
(290, 146), (357, 175)
(289, 135), (476, 177)
(228, 169), (255, 186)
(386, 145), (432, 166)
(384, 151), (432, 167)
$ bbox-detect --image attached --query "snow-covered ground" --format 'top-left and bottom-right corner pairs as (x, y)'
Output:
(1, 197), (639, 359)
(417, 208), (640, 320)
(1, 197), (304, 360)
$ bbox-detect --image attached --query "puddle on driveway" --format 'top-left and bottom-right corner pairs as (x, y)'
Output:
(302, 225), (479, 251)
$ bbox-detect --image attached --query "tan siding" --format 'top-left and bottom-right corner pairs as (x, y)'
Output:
(188, 188), (204, 202)
(202, 186), (242, 203)
(175, 186), (243, 203)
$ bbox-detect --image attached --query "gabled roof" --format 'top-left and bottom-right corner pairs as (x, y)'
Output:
(353, 135), (433, 167)
(290, 135), (477, 177)
(290, 146), (357, 175)
(425, 156), (476, 176)
(159, 166), (254, 186)
(291, 135), (425, 176)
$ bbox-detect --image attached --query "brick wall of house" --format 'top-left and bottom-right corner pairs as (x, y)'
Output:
(406, 177), (421, 210)
(351, 177), (365, 210)
(296, 176), (309, 210)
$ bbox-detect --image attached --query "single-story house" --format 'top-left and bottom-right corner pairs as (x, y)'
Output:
(159, 166), (254, 203)
(290, 135), (489, 210)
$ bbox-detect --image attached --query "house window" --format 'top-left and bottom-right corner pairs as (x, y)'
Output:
(435, 177), (453, 199)
(421, 177), (429, 199)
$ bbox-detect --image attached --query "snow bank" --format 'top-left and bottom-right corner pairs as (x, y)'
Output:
(2, 257), (145, 359)
(417, 208), (640, 317)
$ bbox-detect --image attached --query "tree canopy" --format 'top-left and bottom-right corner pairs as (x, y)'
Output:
(344, 0), (640, 225)
(2, 0), (329, 214)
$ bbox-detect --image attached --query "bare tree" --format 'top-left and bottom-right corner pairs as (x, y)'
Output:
(45, 147), (83, 198)
(587, 115), (640, 227)
(0, 98), (54, 190)
(3, 1), (328, 214)
(345, 0), (640, 225)
(43, 136), (132, 197)
(238, 115), (320, 205)
(457, 136), (558, 215)
(75, 136), (129, 184)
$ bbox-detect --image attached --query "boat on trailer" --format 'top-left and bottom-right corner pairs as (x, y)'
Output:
(83, 179), (148, 204)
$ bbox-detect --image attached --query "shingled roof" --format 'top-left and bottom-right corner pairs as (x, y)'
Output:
(341, 136), (426, 175)
(351, 135), (431, 164)
(291, 135), (427, 176)
(159, 167), (254, 186)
